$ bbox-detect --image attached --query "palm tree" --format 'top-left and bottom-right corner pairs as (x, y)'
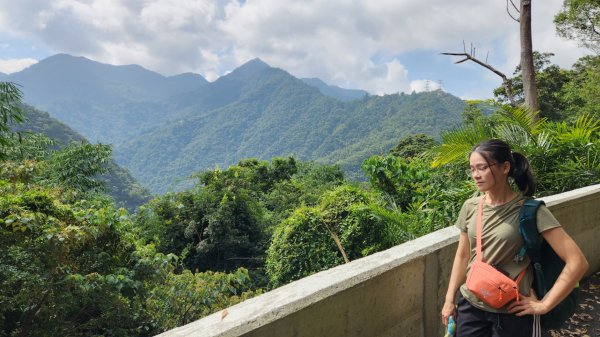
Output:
(429, 104), (599, 195)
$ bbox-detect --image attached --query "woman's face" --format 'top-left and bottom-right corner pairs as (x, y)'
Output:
(468, 151), (508, 192)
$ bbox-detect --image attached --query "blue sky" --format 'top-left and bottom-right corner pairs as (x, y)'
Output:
(0, 0), (591, 99)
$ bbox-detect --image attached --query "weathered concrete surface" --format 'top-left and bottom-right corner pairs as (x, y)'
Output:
(157, 184), (600, 337)
(541, 184), (600, 274)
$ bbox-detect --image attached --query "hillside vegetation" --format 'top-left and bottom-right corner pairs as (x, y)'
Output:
(13, 104), (151, 210)
(5, 55), (464, 193)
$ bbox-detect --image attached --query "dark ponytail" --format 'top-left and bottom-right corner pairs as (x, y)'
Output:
(470, 139), (537, 196)
(510, 151), (536, 197)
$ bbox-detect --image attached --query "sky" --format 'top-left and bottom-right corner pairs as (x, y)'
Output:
(0, 0), (592, 99)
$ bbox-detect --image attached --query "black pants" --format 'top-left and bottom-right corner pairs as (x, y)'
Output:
(456, 297), (541, 337)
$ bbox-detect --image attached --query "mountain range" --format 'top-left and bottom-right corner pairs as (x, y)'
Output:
(4, 54), (465, 194)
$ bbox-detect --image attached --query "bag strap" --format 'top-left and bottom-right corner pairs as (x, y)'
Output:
(517, 198), (547, 294)
(476, 195), (527, 283)
(517, 198), (546, 262)
(476, 196), (485, 261)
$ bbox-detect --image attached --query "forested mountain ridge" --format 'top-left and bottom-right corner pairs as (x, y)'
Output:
(301, 77), (368, 101)
(5, 54), (208, 144)
(117, 79), (464, 192)
(6, 54), (465, 193)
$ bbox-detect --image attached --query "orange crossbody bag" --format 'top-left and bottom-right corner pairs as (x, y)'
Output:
(465, 197), (526, 309)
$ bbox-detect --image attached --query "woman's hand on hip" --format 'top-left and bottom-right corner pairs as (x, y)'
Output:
(506, 293), (549, 316)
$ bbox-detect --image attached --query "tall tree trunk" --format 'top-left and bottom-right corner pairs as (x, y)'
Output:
(520, 0), (539, 117)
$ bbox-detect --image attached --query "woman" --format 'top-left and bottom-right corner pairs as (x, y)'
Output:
(441, 139), (588, 336)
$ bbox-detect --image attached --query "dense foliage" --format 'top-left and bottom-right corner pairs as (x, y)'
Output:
(266, 185), (393, 287)
(13, 104), (151, 211)
(430, 104), (599, 195)
(0, 83), (257, 337)
(554, 0), (600, 53)
(494, 52), (600, 121)
(135, 157), (346, 288)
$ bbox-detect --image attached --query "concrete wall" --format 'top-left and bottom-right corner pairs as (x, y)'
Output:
(157, 184), (600, 337)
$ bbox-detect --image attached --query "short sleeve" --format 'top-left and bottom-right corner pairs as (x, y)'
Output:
(454, 201), (470, 232)
(536, 204), (561, 233)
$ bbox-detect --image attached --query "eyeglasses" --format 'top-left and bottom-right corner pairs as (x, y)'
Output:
(466, 163), (496, 177)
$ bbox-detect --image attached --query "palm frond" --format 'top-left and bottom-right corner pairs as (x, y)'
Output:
(535, 131), (553, 153)
(430, 143), (474, 168)
(495, 105), (546, 135)
(493, 123), (536, 151)
(555, 113), (600, 145)
(428, 122), (490, 168)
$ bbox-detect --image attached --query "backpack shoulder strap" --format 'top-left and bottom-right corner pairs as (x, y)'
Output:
(518, 198), (545, 261)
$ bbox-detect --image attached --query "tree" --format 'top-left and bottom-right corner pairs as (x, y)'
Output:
(265, 185), (392, 288)
(518, 0), (538, 112)
(0, 182), (167, 337)
(0, 82), (25, 158)
(493, 52), (571, 120)
(39, 142), (112, 194)
(146, 268), (260, 332)
(136, 157), (345, 280)
(442, 44), (518, 107)
(443, 1), (539, 118)
(561, 55), (600, 120)
(461, 101), (486, 124)
(388, 134), (435, 159)
(554, 0), (600, 52)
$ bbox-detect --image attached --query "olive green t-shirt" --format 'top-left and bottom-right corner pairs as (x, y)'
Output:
(455, 195), (561, 313)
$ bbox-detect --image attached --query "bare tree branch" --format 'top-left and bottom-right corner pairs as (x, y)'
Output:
(441, 51), (517, 106)
(506, 0), (520, 22)
(585, 12), (600, 36)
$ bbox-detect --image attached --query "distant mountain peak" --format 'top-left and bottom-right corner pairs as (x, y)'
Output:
(46, 53), (82, 60)
(234, 58), (271, 73)
(222, 57), (274, 82)
(34, 53), (89, 67)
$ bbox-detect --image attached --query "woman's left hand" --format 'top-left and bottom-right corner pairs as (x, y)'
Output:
(506, 293), (549, 316)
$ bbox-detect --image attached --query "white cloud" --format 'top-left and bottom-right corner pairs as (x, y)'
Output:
(0, 58), (38, 74)
(0, 0), (591, 96)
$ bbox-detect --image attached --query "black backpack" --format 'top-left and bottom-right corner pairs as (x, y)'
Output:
(518, 198), (580, 329)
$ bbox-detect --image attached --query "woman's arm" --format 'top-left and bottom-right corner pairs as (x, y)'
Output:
(441, 232), (470, 325)
(507, 227), (589, 315)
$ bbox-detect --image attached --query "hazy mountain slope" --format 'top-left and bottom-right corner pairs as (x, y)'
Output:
(166, 58), (274, 116)
(115, 65), (335, 192)
(6, 54), (208, 143)
(7, 54), (465, 194)
(301, 77), (368, 101)
(318, 91), (464, 178)
(15, 104), (152, 210)
(116, 65), (464, 193)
